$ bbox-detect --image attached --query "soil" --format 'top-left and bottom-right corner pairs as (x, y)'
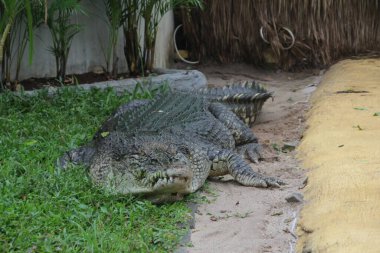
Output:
(178, 63), (323, 253)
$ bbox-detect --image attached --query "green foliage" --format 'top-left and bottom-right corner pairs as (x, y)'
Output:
(0, 0), (36, 86)
(0, 87), (190, 252)
(10, 0), (45, 83)
(101, 0), (130, 77)
(47, 0), (84, 81)
(122, 0), (143, 76)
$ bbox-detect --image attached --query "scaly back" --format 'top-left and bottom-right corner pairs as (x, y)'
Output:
(192, 81), (272, 126)
(114, 92), (210, 136)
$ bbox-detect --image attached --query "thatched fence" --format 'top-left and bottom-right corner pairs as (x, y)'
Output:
(180, 0), (380, 70)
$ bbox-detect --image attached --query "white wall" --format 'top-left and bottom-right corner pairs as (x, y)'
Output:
(13, 0), (174, 81)
(154, 11), (174, 68)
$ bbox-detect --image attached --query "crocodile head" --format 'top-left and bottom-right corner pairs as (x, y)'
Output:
(89, 137), (196, 200)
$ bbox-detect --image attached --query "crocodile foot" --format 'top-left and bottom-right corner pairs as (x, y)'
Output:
(259, 175), (286, 188)
(236, 143), (262, 163)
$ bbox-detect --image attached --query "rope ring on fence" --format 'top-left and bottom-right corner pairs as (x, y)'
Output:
(259, 26), (295, 50)
(174, 24), (200, 65)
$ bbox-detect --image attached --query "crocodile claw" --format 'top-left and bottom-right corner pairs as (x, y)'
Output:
(237, 143), (262, 163)
(263, 176), (286, 188)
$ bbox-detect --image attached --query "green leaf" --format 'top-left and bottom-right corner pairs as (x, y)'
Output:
(78, 203), (89, 209)
(24, 0), (34, 64)
(100, 131), (109, 137)
(353, 107), (367, 111)
(373, 112), (380, 116)
(24, 140), (37, 146)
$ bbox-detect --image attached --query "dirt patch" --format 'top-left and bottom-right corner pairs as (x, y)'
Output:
(183, 64), (323, 252)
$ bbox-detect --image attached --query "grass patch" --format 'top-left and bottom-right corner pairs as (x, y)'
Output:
(0, 87), (190, 252)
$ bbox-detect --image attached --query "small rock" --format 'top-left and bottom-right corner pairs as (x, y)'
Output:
(92, 65), (104, 74)
(15, 83), (24, 91)
(286, 192), (304, 203)
(210, 216), (218, 221)
(282, 141), (298, 152)
(271, 211), (284, 216)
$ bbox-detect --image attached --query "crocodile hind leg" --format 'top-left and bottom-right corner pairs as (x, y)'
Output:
(208, 102), (261, 163)
(209, 149), (283, 187)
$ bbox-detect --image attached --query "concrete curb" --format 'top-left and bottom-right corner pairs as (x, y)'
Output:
(17, 69), (207, 96)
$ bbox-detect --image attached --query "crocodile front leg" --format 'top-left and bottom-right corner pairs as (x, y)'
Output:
(209, 102), (257, 144)
(208, 102), (261, 163)
(208, 149), (284, 187)
(57, 143), (96, 169)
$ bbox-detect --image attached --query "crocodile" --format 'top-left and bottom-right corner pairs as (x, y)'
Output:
(59, 82), (282, 202)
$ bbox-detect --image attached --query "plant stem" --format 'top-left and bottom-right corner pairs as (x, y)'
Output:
(0, 21), (13, 65)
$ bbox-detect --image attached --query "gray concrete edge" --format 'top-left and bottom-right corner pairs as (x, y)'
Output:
(15, 69), (207, 96)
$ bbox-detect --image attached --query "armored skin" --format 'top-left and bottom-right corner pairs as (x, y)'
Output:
(59, 82), (282, 202)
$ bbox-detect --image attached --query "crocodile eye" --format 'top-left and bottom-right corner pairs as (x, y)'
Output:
(112, 152), (123, 161)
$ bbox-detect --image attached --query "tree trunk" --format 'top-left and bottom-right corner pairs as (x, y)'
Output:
(124, 27), (140, 76)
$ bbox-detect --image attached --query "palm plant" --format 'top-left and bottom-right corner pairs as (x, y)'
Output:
(11, 0), (44, 84)
(122, 0), (140, 76)
(0, 0), (35, 87)
(47, 0), (84, 81)
(103, 0), (129, 78)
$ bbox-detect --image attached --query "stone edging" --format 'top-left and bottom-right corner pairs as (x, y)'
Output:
(18, 69), (207, 96)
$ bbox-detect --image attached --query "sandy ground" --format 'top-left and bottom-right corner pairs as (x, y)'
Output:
(175, 64), (323, 253)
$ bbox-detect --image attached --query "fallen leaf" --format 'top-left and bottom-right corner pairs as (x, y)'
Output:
(353, 125), (364, 131)
(100, 131), (109, 137)
(24, 140), (37, 146)
(336, 90), (369, 94)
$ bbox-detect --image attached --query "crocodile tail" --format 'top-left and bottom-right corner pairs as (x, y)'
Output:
(196, 81), (273, 126)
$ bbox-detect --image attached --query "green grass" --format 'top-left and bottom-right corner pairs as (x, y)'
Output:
(0, 87), (190, 252)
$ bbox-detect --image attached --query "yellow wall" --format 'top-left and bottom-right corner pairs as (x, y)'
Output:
(297, 59), (380, 252)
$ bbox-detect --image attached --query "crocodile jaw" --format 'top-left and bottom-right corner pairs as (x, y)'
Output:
(151, 168), (193, 194)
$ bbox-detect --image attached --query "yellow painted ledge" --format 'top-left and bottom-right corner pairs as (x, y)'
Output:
(296, 59), (380, 253)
